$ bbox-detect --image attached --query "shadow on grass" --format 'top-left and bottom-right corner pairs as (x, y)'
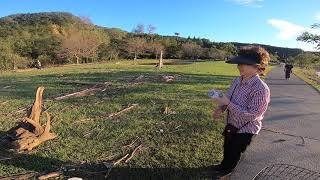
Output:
(0, 143), (223, 179)
(65, 166), (224, 180)
(0, 70), (236, 101)
(0, 131), (223, 180)
(0, 131), (66, 177)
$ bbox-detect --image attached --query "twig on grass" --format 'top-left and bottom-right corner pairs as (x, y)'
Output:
(107, 104), (139, 119)
(125, 144), (143, 163)
(122, 137), (140, 148)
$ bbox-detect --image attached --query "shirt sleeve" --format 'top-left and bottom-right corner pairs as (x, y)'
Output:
(219, 78), (237, 111)
(227, 88), (269, 122)
(225, 78), (237, 99)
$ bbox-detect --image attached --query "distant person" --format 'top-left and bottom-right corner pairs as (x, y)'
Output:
(36, 60), (42, 70)
(284, 63), (293, 80)
(211, 46), (271, 175)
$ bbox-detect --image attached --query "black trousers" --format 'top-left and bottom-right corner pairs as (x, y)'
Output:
(285, 71), (291, 79)
(221, 133), (255, 172)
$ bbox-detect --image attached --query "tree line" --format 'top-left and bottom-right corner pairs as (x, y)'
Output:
(0, 12), (305, 70)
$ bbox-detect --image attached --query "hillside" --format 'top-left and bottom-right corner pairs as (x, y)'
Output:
(0, 12), (304, 71)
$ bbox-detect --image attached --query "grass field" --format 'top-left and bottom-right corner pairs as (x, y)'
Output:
(0, 60), (241, 179)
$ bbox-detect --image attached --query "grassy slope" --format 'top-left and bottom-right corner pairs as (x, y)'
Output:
(0, 60), (240, 177)
(293, 68), (320, 91)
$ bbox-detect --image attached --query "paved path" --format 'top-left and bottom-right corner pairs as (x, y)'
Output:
(231, 66), (320, 180)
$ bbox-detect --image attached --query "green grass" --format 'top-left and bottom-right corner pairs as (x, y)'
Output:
(294, 67), (320, 91)
(0, 59), (240, 179)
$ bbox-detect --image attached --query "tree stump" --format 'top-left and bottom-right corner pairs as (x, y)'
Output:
(7, 87), (57, 152)
(158, 50), (163, 69)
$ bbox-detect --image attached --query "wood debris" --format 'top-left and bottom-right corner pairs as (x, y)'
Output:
(103, 154), (129, 168)
(163, 75), (175, 82)
(0, 101), (9, 105)
(134, 75), (145, 82)
(38, 171), (62, 180)
(163, 106), (176, 115)
(1, 86), (11, 90)
(125, 144), (143, 163)
(122, 137), (140, 148)
(59, 80), (111, 86)
(107, 104), (138, 119)
(54, 84), (107, 100)
(0, 157), (12, 161)
(7, 87), (57, 152)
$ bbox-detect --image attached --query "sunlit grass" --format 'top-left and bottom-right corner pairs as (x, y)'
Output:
(0, 59), (239, 177)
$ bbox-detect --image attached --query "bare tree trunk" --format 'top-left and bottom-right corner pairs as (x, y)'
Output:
(12, 59), (17, 71)
(76, 56), (80, 64)
(134, 52), (137, 61)
(158, 50), (163, 69)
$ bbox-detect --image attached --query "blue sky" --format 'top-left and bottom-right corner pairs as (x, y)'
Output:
(1, 0), (320, 51)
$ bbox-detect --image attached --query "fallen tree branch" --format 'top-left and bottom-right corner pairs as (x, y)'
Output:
(0, 157), (12, 161)
(125, 144), (143, 163)
(122, 137), (140, 148)
(103, 154), (130, 179)
(54, 86), (104, 101)
(114, 154), (130, 166)
(38, 171), (62, 180)
(107, 104), (139, 119)
(103, 153), (129, 168)
(58, 80), (111, 86)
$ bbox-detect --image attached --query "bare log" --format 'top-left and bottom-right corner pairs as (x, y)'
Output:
(54, 87), (103, 100)
(38, 171), (61, 180)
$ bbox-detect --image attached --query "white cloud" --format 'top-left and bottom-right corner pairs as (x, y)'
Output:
(228, 0), (264, 7)
(267, 19), (320, 40)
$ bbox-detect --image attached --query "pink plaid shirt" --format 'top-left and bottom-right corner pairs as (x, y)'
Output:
(225, 75), (270, 134)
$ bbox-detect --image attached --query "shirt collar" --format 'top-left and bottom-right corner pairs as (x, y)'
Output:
(240, 74), (259, 85)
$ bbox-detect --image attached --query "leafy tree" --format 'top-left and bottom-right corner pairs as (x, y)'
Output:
(297, 23), (320, 50)
(293, 52), (319, 68)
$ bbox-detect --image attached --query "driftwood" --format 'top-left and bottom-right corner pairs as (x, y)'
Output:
(107, 104), (138, 119)
(38, 171), (62, 180)
(7, 87), (57, 152)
